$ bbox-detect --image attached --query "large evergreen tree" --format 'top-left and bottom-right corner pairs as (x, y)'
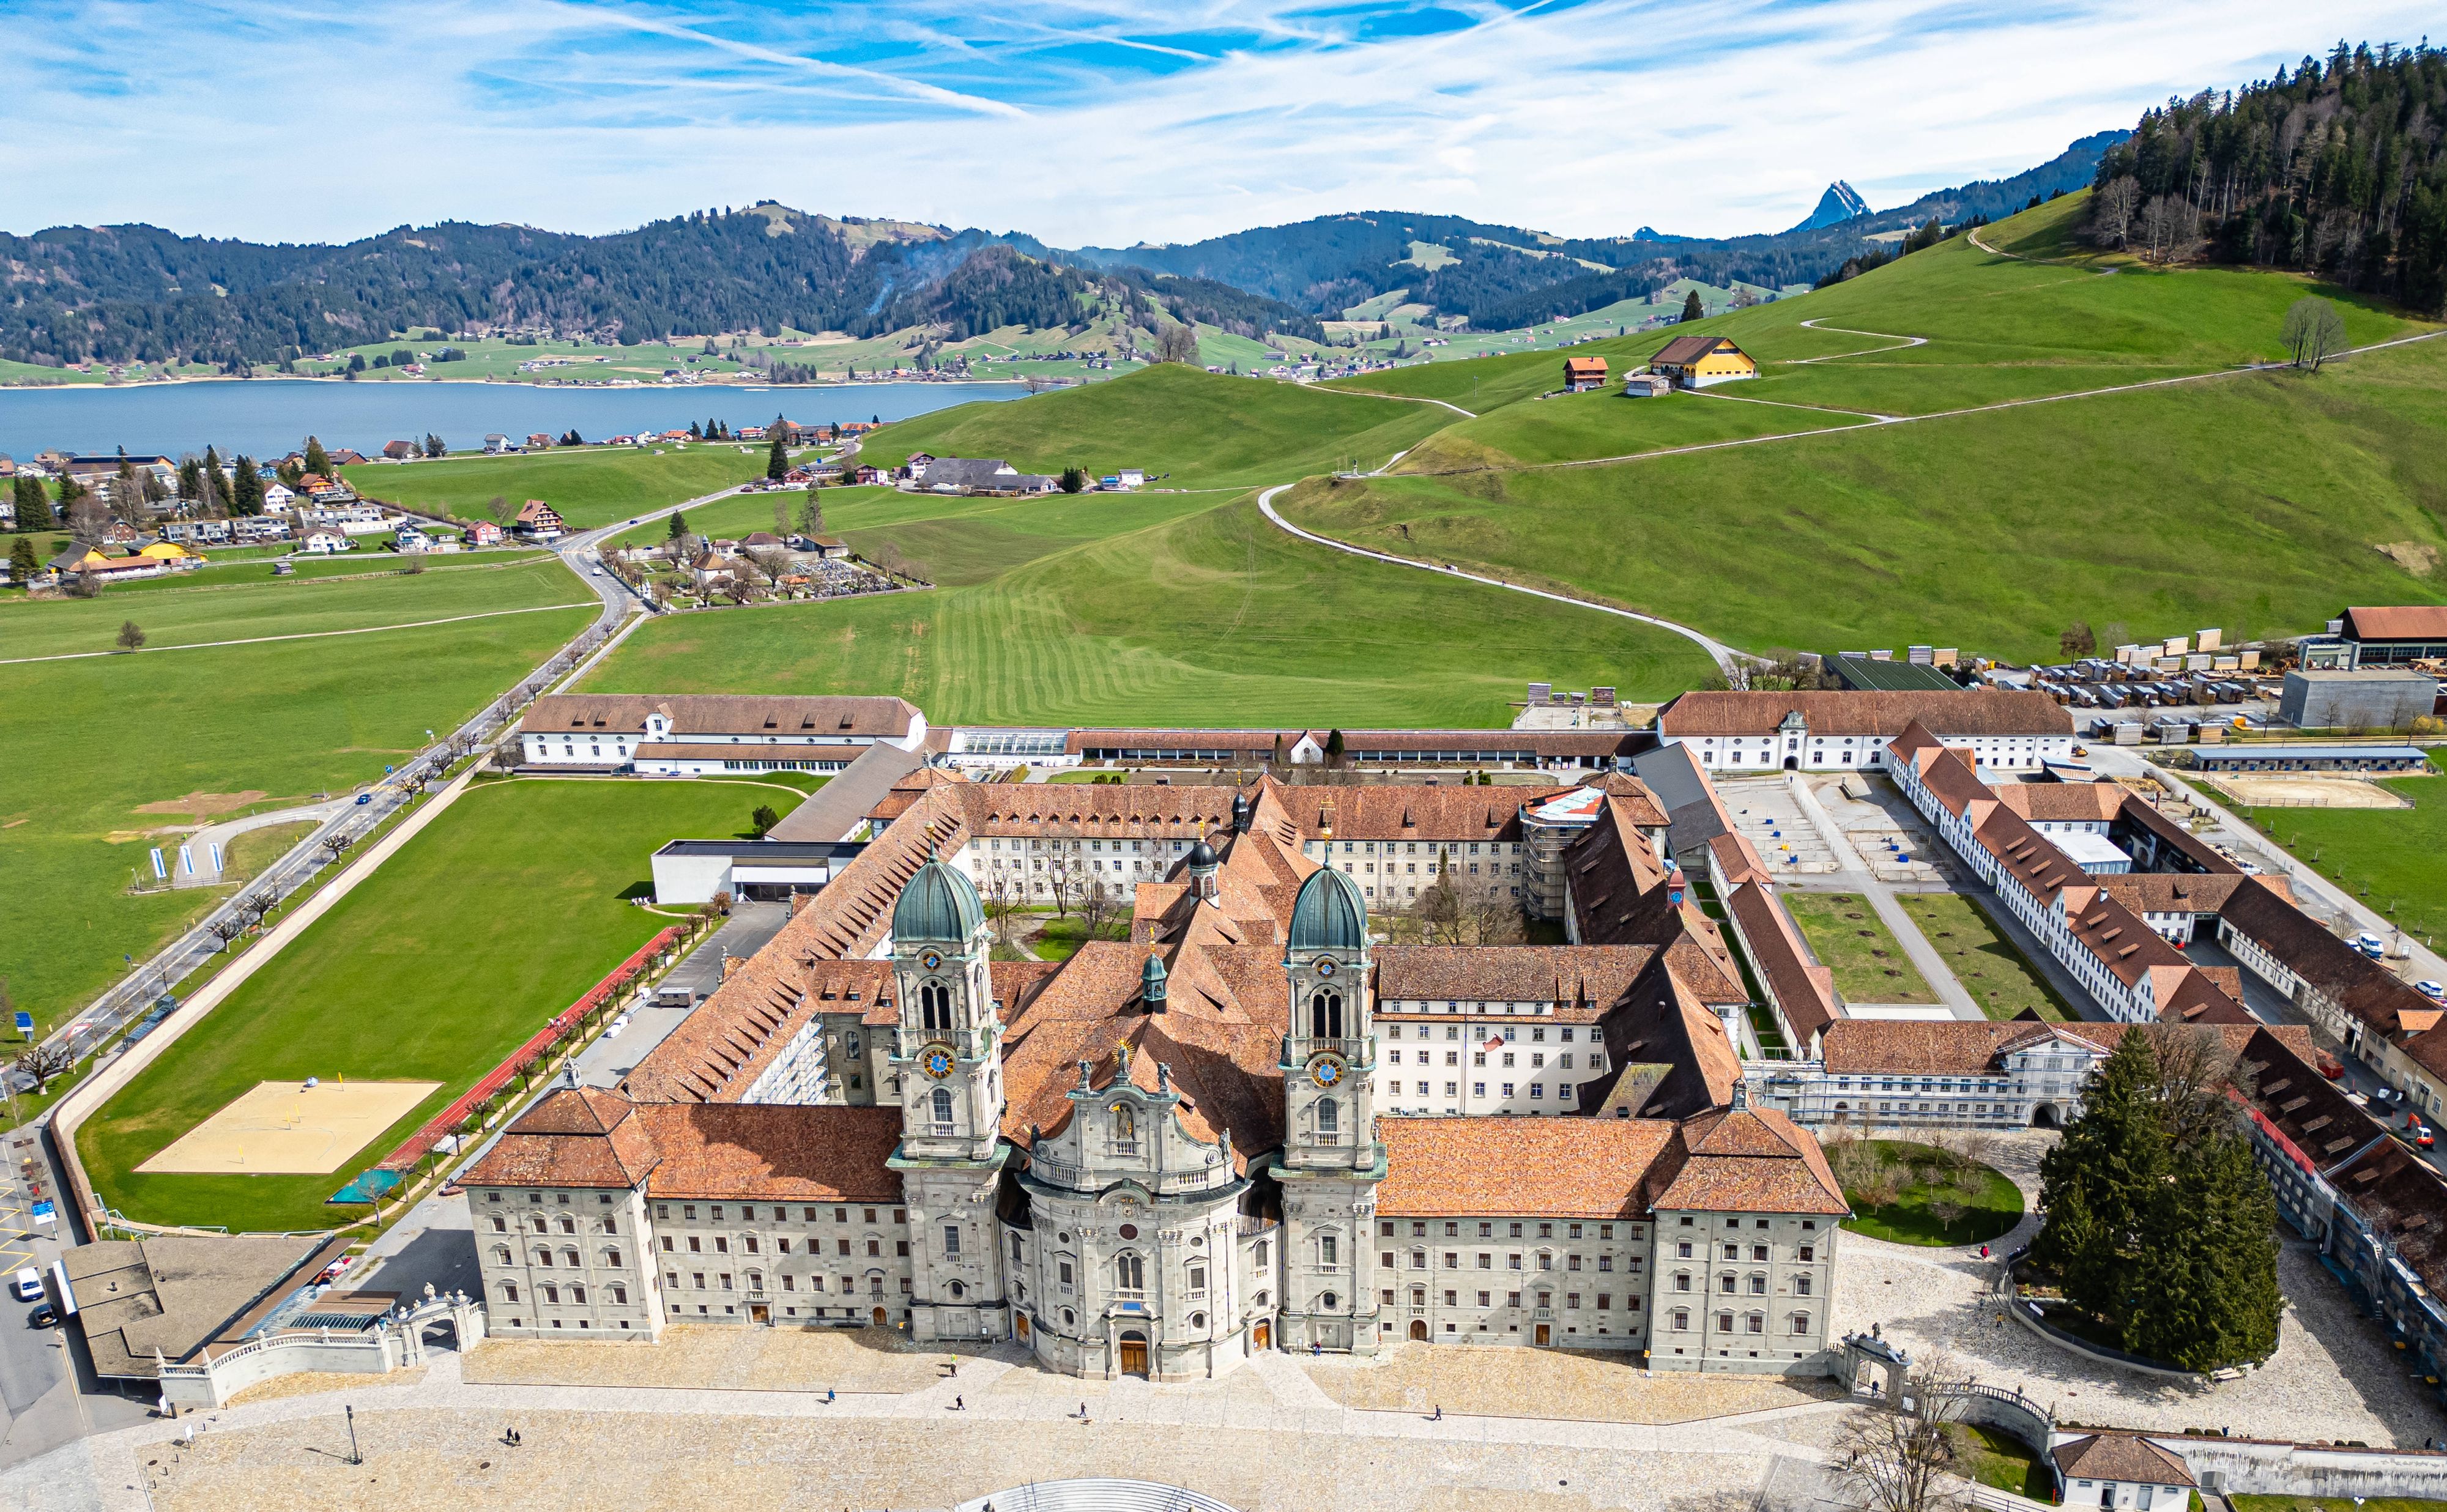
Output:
(1679, 289), (1706, 322)
(2032, 1029), (2280, 1368)
(302, 436), (330, 476)
(766, 433), (789, 481)
(231, 457), (264, 516)
(14, 476), (54, 532)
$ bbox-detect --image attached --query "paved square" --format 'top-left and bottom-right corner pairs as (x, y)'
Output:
(137, 1080), (439, 1174)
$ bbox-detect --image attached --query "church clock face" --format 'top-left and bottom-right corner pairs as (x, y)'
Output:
(1309, 1052), (1347, 1088)
(920, 1043), (957, 1080)
(920, 950), (943, 971)
(1315, 957), (1337, 978)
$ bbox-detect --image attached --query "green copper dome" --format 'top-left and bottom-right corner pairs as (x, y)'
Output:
(893, 859), (985, 943)
(1289, 867), (1368, 952)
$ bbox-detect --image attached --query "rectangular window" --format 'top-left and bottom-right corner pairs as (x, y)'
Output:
(943, 1226), (961, 1258)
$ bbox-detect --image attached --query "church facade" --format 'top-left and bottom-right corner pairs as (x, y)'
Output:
(464, 772), (1848, 1379)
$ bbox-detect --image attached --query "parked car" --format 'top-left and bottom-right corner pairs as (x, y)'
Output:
(2418, 981), (2445, 1003)
(26, 1303), (56, 1330)
(2354, 932), (2387, 958)
(11, 1269), (40, 1303)
(355, 792), (373, 806)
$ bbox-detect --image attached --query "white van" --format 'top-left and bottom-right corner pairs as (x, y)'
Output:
(12, 1269), (42, 1302)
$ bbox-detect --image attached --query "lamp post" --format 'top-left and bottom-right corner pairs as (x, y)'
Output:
(346, 1404), (361, 1466)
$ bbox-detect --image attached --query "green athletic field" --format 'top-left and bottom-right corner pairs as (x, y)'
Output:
(349, 443), (773, 529)
(78, 776), (793, 1232)
(0, 564), (596, 1021)
(2239, 762), (2447, 949)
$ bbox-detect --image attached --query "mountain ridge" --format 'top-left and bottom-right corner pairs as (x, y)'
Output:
(0, 134), (2126, 368)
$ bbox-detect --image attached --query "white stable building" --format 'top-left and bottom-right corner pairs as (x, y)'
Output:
(1655, 691), (2076, 774)
(518, 695), (927, 773)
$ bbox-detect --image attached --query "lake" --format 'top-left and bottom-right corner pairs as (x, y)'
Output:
(0, 379), (1025, 461)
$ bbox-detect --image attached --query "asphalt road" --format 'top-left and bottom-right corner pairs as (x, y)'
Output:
(0, 1131), (148, 1470)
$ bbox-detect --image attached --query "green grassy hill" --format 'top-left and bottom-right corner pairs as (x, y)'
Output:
(354, 443), (771, 528)
(583, 482), (1714, 725)
(1277, 192), (2446, 659)
(857, 363), (1455, 488)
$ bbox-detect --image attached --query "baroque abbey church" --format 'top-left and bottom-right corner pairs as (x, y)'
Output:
(466, 771), (1848, 1380)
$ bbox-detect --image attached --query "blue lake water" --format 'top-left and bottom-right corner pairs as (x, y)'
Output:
(0, 379), (1023, 461)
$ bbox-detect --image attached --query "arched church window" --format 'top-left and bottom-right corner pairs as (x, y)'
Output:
(921, 980), (950, 1033)
(931, 1088), (954, 1127)
(1311, 990), (1343, 1040)
(1316, 1098), (1340, 1135)
(1116, 1253), (1145, 1292)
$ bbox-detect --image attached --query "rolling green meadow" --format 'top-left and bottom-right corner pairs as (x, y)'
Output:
(0, 561), (596, 1020)
(1278, 192), (2447, 660)
(856, 362), (1455, 489)
(584, 370), (1718, 723)
(79, 776), (787, 1231)
(351, 443), (771, 528)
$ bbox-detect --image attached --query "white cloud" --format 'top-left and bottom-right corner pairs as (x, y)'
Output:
(0, 0), (2434, 245)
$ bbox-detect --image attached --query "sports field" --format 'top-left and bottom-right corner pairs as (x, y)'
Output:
(138, 1080), (441, 1174)
(80, 776), (787, 1232)
(1284, 192), (2447, 661)
(351, 443), (770, 529)
(2241, 762), (2447, 948)
(0, 563), (596, 1021)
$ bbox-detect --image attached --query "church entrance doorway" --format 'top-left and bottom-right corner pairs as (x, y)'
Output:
(2032, 1102), (2060, 1128)
(749, 1304), (770, 1326)
(1534, 1324), (1551, 1346)
(1016, 1314), (1031, 1340)
(1253, 1321), (1271, 1351)
(1783, 757), (1798, 771)
(1119, 1331), (1149, 1377)
(1409, 1321), (1428, 1341)
(873, 1306), (889, 1327)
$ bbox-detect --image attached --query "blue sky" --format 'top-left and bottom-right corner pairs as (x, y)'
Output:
(2, 0), (2435, 246)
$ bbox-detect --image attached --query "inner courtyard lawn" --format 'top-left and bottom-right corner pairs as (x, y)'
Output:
(78, 776), (785, 1234)
(1898, 893), (2074, 1022)
(2242, 769), (2447, 948)
(1782, 892), (1938, 1004)
(351, 443), (770, 528)
(1828, 1138), (2025, 1247)
(581, 490), (1716, 726)
(0, 585), (596, 1021)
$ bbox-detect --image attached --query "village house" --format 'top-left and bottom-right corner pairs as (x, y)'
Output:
(907, 458), (1056, 495)
(512, 500), (566, 539)
(260, 483), (297, 514)
(299, 528), (352, 554)
(464, 519), (504, 547)
(1562, 356), (1609, 392)
(485, 434), (513, 455)
(1646, 335), (1757, 389)
(382, 440), (420, 461)
(526, 433), (555, 450)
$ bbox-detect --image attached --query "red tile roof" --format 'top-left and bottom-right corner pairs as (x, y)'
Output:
(1378, 1117), (1677, 1218)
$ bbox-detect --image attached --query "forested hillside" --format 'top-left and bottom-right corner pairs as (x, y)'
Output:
(2089, 42), (2446, 311)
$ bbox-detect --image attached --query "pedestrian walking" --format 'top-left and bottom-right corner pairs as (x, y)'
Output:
(826, 1388), (836, 1404)
(1431, 1405), (1443, 1421)
(955, 1395), (965, 1411)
